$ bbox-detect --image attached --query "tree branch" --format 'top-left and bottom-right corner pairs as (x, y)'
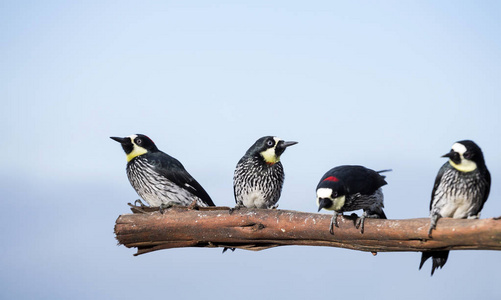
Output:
(114, 205), (501, 256)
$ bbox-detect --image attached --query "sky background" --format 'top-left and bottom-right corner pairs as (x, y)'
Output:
(2, 1), (501, 299)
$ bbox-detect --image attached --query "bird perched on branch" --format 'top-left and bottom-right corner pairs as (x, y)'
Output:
(420, 140), (490, 276)
(316, 165), (390, 234)
(110, 134), (214, 210)
(233, 136), (297, 209)
(224, 136), (297, 253)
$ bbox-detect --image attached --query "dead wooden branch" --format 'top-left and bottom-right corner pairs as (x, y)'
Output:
(114, 205), (501, 256)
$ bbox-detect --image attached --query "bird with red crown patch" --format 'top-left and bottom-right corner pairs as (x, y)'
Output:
(316, 165), (390, 234)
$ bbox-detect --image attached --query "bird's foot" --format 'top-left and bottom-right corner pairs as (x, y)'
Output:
(428, 213), (441, 238)
(159, 201), (182, 214)
(329, 213), (340, 235)
(187, 200), (200, 210)
(427, 226), (435, 238)
(229, 204), (244, 215)
(269, 204), (279, 209)
(133, 199), (147, 208)
(127, 201), (148, 214)
(355, 215), (366, 234)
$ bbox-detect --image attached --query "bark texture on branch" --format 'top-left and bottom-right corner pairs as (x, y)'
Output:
(114, 205), (501, 256)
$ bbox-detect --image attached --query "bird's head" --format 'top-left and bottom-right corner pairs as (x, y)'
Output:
(110, 134), (158, 162)
(246, 136), (298, 165)
(442, 140), (485, 172)
(316, 176), (347, 212)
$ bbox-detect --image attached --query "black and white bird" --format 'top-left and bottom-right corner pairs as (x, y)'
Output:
(233, 136), (297, 209)
(420, 140), (490, 275)
(110, 134), (214, 209)
(316, 165), (390, 234)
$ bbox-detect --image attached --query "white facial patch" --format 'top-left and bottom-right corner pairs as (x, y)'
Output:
(451, 143), (467, 155)
(260, 137), (282, 164)
(316, 188), (332, 199)
(316, 188), (332, 210)
(449, 142), (477, 172)
(316, 187), (346, 211)
(317, 188), (345, 211)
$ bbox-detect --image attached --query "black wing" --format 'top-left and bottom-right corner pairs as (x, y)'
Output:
(233, 156), (246, 203)
(476, 167), (491, 213)
(150, 151), (215, 206)
(430, 163), (448, 211)
(320, 165), (387, 195)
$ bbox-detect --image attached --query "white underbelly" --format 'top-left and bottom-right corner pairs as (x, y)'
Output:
(241, 190), (268, 208)
(440, 196), (473, 218)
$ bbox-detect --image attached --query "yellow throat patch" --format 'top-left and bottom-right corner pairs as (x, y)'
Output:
(331, 195), (346, 211)
(449, 142), (477, 172)
(126, 135), (148, 162)
(449, 159), (477, 173)
(260, 137), (281, 164)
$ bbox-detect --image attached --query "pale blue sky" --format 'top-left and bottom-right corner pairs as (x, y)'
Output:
(1, 1), (501, 299)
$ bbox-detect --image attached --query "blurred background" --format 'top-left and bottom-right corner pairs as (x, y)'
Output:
(1, 1), (500, 299)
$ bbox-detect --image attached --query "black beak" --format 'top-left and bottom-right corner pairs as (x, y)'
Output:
(275, 140), (298, 155)
(441, 150), (454, 159)
(110, 136), (129, 144)
(442, 149), (462, 165)
(282, 141), (298, 148)
(317, 198), (331, 212)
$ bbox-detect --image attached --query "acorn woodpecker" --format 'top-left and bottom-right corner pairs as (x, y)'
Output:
(316, 165), (390, 234)
(110, 134), (215, 209)
(420, 140), (490, 276)
(233, 136), (297, 209)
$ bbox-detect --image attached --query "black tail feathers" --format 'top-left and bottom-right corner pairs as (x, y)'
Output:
(222, 247), (236, 253)
(367, 207), (387, 219)
(378, 209), (387, 220)
(419, 251), (449, 276)
(376, 169), (392, 180)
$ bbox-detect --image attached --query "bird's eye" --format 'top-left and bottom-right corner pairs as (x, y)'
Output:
(266, 140), (274, 147)
(332, 192), (338, 198)
(135, 138), (142, 145)
(464, 152), (472, 159)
